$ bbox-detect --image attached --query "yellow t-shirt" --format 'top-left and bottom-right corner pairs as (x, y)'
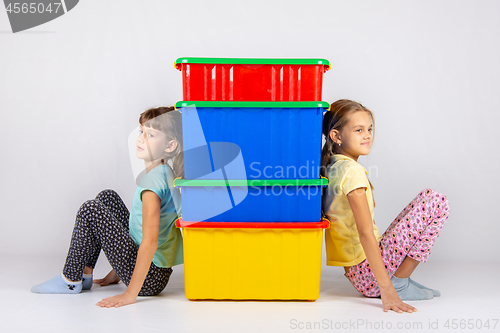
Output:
(323, 154), (382, 267)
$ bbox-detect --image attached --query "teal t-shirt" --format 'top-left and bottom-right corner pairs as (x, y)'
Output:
(129, 164), (183, 268)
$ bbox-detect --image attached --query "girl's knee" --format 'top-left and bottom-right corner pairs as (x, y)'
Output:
(79, 199), (97, 212)
(420, 188), (438, 197)
(420, 189), (449, 208)
(429, 190), (450, 213)
(95, 189), (118, 201)
(78, 199), (104, 215)
(438, 194), (450, 212)
(75, 200), (103, 227)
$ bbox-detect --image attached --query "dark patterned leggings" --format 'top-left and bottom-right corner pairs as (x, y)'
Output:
(62, 189), (173, 296)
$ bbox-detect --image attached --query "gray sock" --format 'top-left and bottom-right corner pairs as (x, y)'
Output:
(82, 274), (93, 290)
(31, 274), (82, 294)
(409, 278), (440, 297)
(391, 276), (433, 301)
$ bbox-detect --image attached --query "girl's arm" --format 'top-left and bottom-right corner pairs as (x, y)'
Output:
(96, 190), (160, 308)
(347, 187), (416, 314)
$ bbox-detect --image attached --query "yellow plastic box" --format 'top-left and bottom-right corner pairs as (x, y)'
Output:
(176, 219), (329, 301)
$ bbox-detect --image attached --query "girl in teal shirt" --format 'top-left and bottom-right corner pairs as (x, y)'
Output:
(31, 107), (184, 308)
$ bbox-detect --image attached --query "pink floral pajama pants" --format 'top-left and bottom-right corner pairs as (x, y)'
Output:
(344, 188), (450, 297)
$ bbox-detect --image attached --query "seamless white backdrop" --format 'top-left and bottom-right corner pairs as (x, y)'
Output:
(1, 0), (498, 265)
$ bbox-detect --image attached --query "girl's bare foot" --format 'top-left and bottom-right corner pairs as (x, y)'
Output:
(94, 270), (120, 286)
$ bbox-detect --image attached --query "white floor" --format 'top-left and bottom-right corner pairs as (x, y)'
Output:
(2, 255), (498, 333)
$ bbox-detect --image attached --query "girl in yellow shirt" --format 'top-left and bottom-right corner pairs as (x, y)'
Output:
(321, 99), (450, 313)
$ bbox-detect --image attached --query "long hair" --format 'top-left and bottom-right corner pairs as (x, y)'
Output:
(138, 106), (184, 178)
(321, 99), (376, 210)
(320, 99), (374, 177)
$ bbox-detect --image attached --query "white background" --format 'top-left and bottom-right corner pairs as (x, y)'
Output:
(2, 2), (500, 332)
(1, 0), (499, 266)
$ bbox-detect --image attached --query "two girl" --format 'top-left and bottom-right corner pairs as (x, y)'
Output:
(33, 99), (449, 313)
(321, 99), (450, 313)
(31, 107), (184, 308)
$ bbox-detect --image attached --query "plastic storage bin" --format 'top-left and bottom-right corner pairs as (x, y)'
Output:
(178, 101), (328, 180)
(174, 178), (328, 222)
(175, 57), (330, 101)
(176, 218), (329, 300)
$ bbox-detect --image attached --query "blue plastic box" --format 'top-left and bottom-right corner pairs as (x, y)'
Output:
(174, 178), (328, 222)
(177, 101), (328, 180)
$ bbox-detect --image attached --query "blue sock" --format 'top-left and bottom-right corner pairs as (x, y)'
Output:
(409, 278), (440, 297)
(31, 274), (82, 294)
(391, 276), (433, 301)
(82, 274), (93, 290)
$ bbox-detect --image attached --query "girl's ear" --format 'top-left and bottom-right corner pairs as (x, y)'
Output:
(329, 129), (340, 144)
(164, 139), (178, 153)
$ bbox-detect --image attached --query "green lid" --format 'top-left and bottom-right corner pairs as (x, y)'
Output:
(174, 178), (328, 187)
(175, 57), (330, 67)
(175, 101), (329, 109)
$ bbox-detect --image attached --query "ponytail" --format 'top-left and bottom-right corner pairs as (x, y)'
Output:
(320, 130), (334, 177)
(172, 150), (184, 179)
(320, 107), (337, 177)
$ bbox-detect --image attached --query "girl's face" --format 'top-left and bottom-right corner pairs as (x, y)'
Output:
(330, 111), (373, 161)
(136, 125), (176, 166)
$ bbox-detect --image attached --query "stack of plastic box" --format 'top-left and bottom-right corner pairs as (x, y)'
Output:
(174, 58), (330, 301)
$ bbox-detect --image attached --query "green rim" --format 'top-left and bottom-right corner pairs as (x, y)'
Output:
(175, 57), (330, 66)
(175, 101), (329, 109)
(174, 178), (328, 187)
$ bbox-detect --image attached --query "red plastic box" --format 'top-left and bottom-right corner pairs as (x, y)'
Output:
(175, 57), (330, 102)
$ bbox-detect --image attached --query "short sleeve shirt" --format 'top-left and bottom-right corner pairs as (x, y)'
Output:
(323, 154), (382, 266)
(129, 164), (183, 268)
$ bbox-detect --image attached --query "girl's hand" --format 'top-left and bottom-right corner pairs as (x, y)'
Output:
(346, 189), (416, 314)
(380, 285), (417, 313)
(94, 270), (120, 287)
(96, 292), (136, 308)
